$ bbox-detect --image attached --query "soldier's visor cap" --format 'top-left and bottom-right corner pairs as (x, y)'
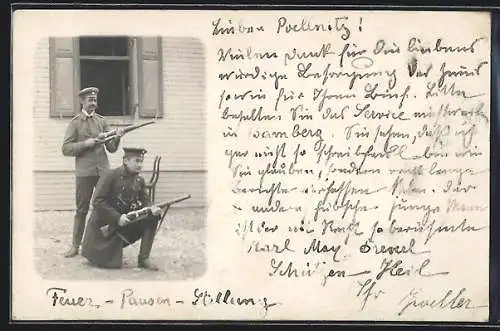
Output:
(78, 87), (99, 98)
(123, 147), (148, 157)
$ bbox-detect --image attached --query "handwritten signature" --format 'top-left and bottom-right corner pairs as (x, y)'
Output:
(397, 287), (487, 316)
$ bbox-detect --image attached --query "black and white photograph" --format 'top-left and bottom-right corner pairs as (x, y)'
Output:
(33, 35), (207, 280)
(12, 9), (494, 322)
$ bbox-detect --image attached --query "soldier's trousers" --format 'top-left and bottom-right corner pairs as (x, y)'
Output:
(94, 216), (160, 269)
(73, 176), (100, 247)
(120, 216), (160, 260)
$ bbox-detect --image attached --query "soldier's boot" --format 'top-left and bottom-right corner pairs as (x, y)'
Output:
(64, 215), (85, 258)
(138, 228), (159, 271)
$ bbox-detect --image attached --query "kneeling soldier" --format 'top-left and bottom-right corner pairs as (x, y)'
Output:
(81, 147), (162, 270)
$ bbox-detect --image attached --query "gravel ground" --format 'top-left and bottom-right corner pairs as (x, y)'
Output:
(34, 208), (207, 281)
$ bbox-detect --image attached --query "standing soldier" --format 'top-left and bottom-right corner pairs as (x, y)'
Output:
(61, 87), (124, 258)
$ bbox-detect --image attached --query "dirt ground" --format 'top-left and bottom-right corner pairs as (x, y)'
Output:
(34, 208), (206, 281)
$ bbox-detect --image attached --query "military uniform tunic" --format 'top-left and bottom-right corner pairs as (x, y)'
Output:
(81, 165), (159, 268)
(62, 112), (120, 176)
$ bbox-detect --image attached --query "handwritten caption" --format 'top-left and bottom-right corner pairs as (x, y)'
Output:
(46, 287), (281, 318)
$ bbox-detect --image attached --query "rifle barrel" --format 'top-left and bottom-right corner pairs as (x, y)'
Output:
(123, 120), (155, 133)
(156, 195), (192, 208)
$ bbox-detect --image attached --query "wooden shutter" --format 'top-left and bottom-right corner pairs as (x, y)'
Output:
(138, 37), (163, 118)
(49, 37), (79, 118)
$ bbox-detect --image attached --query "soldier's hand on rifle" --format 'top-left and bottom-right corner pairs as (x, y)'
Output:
(94, 133), (106, 144)
(118, 214), (131, 226)
(150, 206), (162, 216)
(83, 138), (97, 148)
(116, 128), (125, 137)
(97, 132), (107, 140)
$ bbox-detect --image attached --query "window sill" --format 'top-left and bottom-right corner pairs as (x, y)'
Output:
(105, 116), (135, 126)
(105, 116), (160, 127)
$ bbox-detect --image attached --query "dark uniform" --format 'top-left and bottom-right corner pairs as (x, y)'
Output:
(61, 87), (121, 257)
(81, 150), (160, 269)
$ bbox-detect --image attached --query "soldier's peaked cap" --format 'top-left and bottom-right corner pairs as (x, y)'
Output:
(78, 87), (99, 97)
(123, 147), (147, 157)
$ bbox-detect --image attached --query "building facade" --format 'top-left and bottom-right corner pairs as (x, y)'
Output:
(33, 36), (206, 211)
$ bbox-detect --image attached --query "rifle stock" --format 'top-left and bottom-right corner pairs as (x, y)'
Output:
(99, 194), (191, 238)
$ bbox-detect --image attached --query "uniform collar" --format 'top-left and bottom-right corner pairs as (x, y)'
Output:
(81, 109), (95, 119)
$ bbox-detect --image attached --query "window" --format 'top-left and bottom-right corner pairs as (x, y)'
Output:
(49, 36), (163, 120)
(79, 37), (131, 116)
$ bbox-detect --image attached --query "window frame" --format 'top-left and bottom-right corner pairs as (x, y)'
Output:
(49, 36), (164, 124)
(78, 36), (134, 123)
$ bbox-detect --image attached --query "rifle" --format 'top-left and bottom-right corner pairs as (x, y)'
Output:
(99, 194), (191, 238)
(97, 120), (156, 144)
